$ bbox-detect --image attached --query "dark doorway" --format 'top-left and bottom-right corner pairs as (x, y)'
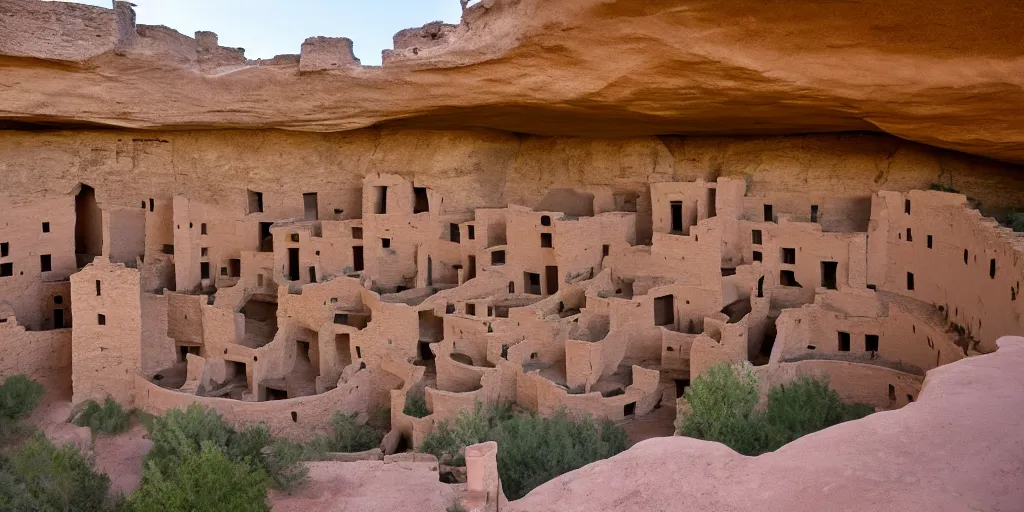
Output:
(623, 402), (636, 417)
(309, 266), (317, 283)
(373, 186), (388, 214)
(74, 184), (102, 267)
(821, 261), (838, 290)
(418, 342), (436, 361)
(674, 379), (690, 398)
(259, 222), (274, 252)
(303, 193), (318, 221)
(757, 276), (764, 297)
(654, 295), (674, 326)
(288, 248), (300, 281)
(525, 272), (541, 295)
(53, 309), (65, 329)
(763, 204), (774, 222)
(838, 331), (851, 351)
(670, 201), (683, 233)
(866, 334), (879, 352)
(336, 333), (352, 367)
(413, 187), (429, 213)
(352, 246), (364, 272)
(426, 256), (433, 286)
(467, 255), (477, 280)
(545, 266), (559, 295)
(266, 387), (288, 401)
(200, 262), (210, 280)
(450, 223), (460, 243)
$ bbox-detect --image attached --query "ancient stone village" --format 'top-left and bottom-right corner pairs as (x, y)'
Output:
(0, 0), (1022, 511)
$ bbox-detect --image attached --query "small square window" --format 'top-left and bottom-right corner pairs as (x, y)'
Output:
(466, 303), (476, 316)
(752, 251), (762, 262)
(97, 314), (106, 326)
(201, 223), (208, 235)
(40, 254), (51, 272)
(41, 222), (50, 233)
(751, 230), (762, 245)
(0, 242), (8, 257)
(220, 267), (228, 276)
(290, 233), (299, 243)
(541, 215), (551, 226)
(602, 245), (610, 257)
(352, 227), (363, 239)
(0, 263), (12, 277)
(382, 238), (391, 249)
(201, 247), (208, 257)
(54, 295), (63, 305)
(541, 233), (553, 248)
(782, 248), (796, 264)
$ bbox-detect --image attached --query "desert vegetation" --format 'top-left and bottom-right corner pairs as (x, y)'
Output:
(677, 363), (874, 455)
(419, 403), (628, 500)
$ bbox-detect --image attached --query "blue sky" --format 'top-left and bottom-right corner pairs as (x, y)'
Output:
(60, 0), (466, 65)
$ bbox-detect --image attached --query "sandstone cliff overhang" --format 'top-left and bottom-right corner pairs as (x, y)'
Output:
(0, 0), (1022, 164)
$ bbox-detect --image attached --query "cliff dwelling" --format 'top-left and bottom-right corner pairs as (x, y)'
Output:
(1, 0), (1023, 511)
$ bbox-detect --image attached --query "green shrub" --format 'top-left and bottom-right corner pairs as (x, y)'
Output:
(129, 442), (269, 512)
(677, 363), (874, 455)
(0, 432), (117, 511)
(143, 404), (307, 492)
(491, 411), (627, 500)
(72, 397), (132, 436)
(1005, 211), (1024, 233)
(326, 412), (383, 453)
(928, 183), (960, 193)
(420, 403), (626, 500)
(676, 364), (765, 455)
(0, 375), (45, 424)
(403, 391), (430, 418)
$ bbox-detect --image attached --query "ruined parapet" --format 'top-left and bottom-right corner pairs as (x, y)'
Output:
(299, 36), (360, 73)
(194, 31), (245, 70)
(112, 0), (138, 55)
(393, 21), (458, 51)
(461, 441), (506, 512)
(0, 0), (122, 62)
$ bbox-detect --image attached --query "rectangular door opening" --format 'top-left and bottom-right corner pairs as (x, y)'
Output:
(303, 193), (318, 221)
(352, 246), (364, 272)
(821, 261), (838, 290)
(545, 265), (559, 295)
(259, 222), (274, 252)
(670, 201), (683, 233)
(288, 248), (300, 281)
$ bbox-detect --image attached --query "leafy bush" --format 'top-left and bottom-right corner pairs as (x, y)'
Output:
(677, 363), (874, 455)
(326, 412), (383, 453)
(1005, 211), (1024, 233)
(928, 183), (960, 193)
(72, 397), (132, 436)
(420, 403), (626, 500)
(143, 404), (307, 492)
(0, 433), (118, 511)
(0, 375), (45, 424)
(129, 442), (269, 512)
(403, 391), (430, 418)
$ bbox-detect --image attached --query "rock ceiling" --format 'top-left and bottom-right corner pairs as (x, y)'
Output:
(0, 0), (1022, 163)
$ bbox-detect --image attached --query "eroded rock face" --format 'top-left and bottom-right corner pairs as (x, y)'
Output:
(507, 337), (1024, 512)
(0, 0), (1022, 163)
